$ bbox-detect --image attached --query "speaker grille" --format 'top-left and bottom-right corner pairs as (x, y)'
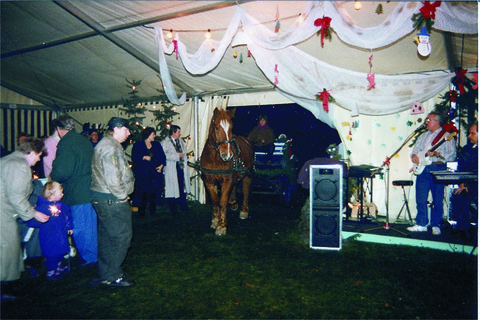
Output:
(309, 164), (343, 250)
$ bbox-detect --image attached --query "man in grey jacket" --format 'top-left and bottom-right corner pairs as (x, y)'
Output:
(91, 117), (135, 287)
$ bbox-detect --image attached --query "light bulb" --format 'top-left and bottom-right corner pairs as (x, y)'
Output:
(354, 0), (362, 10)
(132, 85), (136, 91)
(206, 29), (211, 39)
(167, 29), (173, 39)
(296, 13), (305, 25)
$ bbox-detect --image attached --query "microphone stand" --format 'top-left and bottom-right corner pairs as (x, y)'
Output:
(365, 128), (420, 235)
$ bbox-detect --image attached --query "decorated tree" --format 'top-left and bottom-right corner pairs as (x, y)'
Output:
(433, 70), (478, 131)
(119, 79), (147, 142)
(119, 78), (178, 143)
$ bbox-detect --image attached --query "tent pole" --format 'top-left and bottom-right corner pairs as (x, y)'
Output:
(194, 96), (199, 202)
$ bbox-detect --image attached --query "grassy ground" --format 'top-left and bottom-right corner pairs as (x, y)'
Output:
(2, 191), (477, 319)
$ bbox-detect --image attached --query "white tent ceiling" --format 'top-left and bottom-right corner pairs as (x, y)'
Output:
(1, 1), (478, 113)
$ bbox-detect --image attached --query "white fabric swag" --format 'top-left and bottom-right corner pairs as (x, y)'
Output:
(155, 1), (477, 127)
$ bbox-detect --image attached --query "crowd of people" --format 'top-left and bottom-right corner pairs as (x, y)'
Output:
(0, 114), (191, 299)
(0, 111), (477, 300)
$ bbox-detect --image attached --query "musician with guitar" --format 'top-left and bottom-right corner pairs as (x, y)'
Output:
(408, 112), (456, 235)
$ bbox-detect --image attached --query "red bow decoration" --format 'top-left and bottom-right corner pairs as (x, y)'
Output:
(419, 1), (441, 20)
(317, 89), (331, 112)
(172, 40), (178, 59)
(314, 16), (332, 47)
(367, 73), (375, 89)
(453, 69), (467, 94)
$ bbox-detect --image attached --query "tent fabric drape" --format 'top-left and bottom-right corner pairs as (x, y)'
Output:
(154, 1), (476, 127)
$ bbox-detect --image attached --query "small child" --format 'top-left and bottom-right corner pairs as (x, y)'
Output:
(28, 181), (73, 279)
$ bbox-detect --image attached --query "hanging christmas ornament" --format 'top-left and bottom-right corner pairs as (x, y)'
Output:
(233, 51), (238, 58)
(367, 54), (375, 89)
(314, 16), (333, 47)
(273, 64), (279, 85)
(415, 27), (431, 56)
(172, 40), (179, 59)
(411, 102), (425, 114)
(448, 90), (458, 102)
(375, 4), (383, 14)
(239, 53), (243, 63)
(274, 5), (280, 33)
(247, 50), (252, 57)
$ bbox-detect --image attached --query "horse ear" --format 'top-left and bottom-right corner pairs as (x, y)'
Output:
(213, 108), (220, 116)
(229, 108), (236, 118)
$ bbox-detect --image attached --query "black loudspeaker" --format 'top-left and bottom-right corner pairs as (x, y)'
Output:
(309, 164), (343, 250)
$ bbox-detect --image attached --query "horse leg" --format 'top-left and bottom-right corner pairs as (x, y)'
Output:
(229, 185), (238, 211)
(239, 176), (252, 220)
(204, 182), (220, 229)
(216, 182), (234, 236)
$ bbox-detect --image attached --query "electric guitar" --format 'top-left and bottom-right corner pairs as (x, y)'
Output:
(411, 132), (456, 175)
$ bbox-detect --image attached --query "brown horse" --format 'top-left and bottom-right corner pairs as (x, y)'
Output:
(200, 107), (254, 236)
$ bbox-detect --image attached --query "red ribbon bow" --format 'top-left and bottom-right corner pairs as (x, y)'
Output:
(454, 69), (467, 95)
(318, 89), (331, 112)
(314, 16), (332, 47)
(419, 1), (441, 20)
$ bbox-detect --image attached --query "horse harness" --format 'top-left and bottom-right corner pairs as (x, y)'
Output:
(198, 136), (254, 176)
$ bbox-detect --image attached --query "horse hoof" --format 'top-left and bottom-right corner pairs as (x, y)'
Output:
(215, 228), (226, 236)
(211, 219), (218, 229)
(239, 211), (248, 219)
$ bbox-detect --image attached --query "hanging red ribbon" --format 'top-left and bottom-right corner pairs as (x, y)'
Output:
(314, 16), (332, 47)
(317, 89), (331, 112)
(453, 69), (467, 94)
(419, 1), (441, 20)
(172, 40), (178, 59)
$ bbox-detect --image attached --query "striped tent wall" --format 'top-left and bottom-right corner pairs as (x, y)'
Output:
(1, 107), (56, 154)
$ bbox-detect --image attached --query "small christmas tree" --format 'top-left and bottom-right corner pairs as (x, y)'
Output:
(119, 78), (179, 143)
(119, 78), (147, 142)
(151, 91), (179, 141)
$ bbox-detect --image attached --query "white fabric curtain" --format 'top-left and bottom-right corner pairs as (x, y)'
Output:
(154, 1), (476, 127)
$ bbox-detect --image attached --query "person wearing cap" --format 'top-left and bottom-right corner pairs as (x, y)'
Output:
(50, 114), (98, 266)
(247, 115), (275, 163)
(91, 117), (135, 287)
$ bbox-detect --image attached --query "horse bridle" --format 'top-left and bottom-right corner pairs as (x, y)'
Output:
(210, 121), (237, 153)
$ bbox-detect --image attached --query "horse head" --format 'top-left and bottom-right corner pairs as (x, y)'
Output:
(210, 108), (236, 162)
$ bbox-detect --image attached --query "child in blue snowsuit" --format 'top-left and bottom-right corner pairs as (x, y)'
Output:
(28, 181), (73, 279)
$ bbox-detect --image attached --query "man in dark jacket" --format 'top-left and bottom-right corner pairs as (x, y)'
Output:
(50, 115), (97, 265)
(91, 117), (135, 287)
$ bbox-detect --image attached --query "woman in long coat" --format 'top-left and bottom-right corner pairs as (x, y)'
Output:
(0, 137), (49, 285)
(131, 127), (166, 215)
